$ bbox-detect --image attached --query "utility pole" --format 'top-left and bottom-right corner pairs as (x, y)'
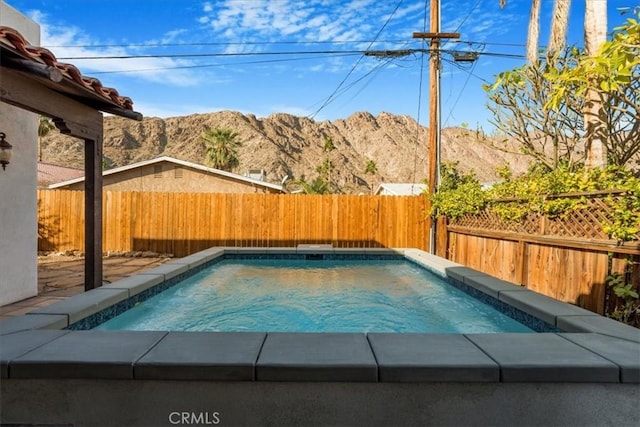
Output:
(413, 0), (459, 254)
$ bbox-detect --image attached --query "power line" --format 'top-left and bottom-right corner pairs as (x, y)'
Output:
(89, 52), (362, 75)
(442, 58), (480, 128)
(58, 49), (365, 60)
(58, 47), (527, 63)
(78, 47), (523, 76)
(48, 38), (529, 50)
(446, 0), (482, 42)
(309, 0), (405, 119)
(45, 39), (415, 49)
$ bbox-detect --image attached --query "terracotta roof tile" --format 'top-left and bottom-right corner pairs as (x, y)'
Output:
(37, 162), (84, 186)
(0, 25), (134, 111)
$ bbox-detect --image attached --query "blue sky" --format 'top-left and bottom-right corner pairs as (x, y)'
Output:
(4, 0), (634, 129)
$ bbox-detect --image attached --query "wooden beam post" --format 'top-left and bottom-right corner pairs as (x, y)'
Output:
(84, 135), (103, 290)
(53, 117), (104, 292)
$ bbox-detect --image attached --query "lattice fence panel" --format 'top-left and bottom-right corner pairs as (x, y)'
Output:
(450, 191), (638, 241)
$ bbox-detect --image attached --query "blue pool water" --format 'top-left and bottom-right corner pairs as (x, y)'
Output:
(96, 258), (535, 333)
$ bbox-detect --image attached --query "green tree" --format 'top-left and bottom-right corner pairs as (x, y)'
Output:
(295, 176), (330, 194)
(546, 11), (640, 167)
(364, 159), (378, 194)
(484, 49), (585, 170)
(201, 128), (242, 171)
(323, 137), (336, 153)
(320, 137), (336, 192)
(364, 159), (378, 175)
(38, 116), (55, 162)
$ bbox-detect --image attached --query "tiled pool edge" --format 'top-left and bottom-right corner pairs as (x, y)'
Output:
(0, 247), (638, 385)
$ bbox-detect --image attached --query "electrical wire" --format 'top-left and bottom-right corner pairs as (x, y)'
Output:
(76, 48), (524, 76)
(45, 39), (529, 49)
(442, 58), (480, 128)
(441, 0), (483, 51)
(58, 49), (365, 60)
(308, 0), (405, 119)
(442, 57), (492, 84)
(89, 52), (362, 75)
(45, 39), (414, 49)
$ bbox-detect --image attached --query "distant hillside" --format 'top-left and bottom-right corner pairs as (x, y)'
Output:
(40, 111), (531, 193)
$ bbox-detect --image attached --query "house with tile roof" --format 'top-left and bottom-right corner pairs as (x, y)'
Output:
(37, 162), (84, 187)
(49, 156), (286, 194)
(1, 4), (141, 300)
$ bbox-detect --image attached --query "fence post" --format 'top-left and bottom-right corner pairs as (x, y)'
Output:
(435, 217), (449, 258)
(515, 240), (528, 287)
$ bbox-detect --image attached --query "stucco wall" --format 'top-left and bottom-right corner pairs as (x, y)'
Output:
(63, 161), (280, 193)
(1, 380), (638, 426)
(0, 2), (40, 305)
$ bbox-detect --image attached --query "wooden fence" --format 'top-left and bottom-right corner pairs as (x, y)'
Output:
(38, 190), (430, 257)
(38, 189), (639, 316)
(439, 190), (640, 315)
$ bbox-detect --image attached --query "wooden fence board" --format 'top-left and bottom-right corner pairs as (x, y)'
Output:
(37, 190), (431, 256)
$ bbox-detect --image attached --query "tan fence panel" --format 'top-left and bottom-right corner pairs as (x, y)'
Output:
(38, 190), (430, 257)
(444, 190), (640, 314)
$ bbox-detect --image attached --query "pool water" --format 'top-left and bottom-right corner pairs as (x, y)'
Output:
(96, 259), (535, 333)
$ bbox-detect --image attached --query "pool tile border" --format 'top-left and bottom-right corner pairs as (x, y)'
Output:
(0, 247), (638, 383)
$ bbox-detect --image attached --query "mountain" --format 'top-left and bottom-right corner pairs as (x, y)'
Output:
(39, 111), (531, 193)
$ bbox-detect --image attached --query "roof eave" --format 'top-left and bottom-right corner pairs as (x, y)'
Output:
(0, 39), (141, 120)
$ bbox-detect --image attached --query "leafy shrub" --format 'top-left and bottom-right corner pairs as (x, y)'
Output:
(429, 163), (640, 240)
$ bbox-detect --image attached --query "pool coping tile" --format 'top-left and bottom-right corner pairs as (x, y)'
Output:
(9, 330), (167, 379)
(460, 272), (528, 299)
(135, 332), (266, 381)
(163, 249), (224, 269)
(101, 273), (165, 298)
(136, 262), (190, 281)
(296, 244), (335, 254)
(256, 333), (378, 382)
(498, 289), (595, 327)
(558, 333), (640, 383)
(367, 333), (499, 382)
(0, 314), (68, 335)
(557, 315), (640, 343)
(404, 250), (458, 278)
(224, 247), (298, 255)
(28, 288), (129, 325)
(465, 333), (620, 383)
(0, 329), (71, 378)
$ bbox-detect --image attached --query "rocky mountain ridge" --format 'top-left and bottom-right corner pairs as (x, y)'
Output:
(40, 110), (531, 193)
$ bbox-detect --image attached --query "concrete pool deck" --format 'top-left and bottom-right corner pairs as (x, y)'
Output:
(0, 254), (170, 321)
(1, 247), (639, 426)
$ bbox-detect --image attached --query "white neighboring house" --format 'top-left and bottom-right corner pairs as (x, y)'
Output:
(0, 3), (39, 306)
(374, 183), (427, 196)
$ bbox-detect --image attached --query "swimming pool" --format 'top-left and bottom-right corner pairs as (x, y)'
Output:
(95, 257), (536, 333)
(2, 247), (638, 427)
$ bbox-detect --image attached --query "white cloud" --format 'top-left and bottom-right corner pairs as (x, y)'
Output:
(27, 10), (202, 87)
